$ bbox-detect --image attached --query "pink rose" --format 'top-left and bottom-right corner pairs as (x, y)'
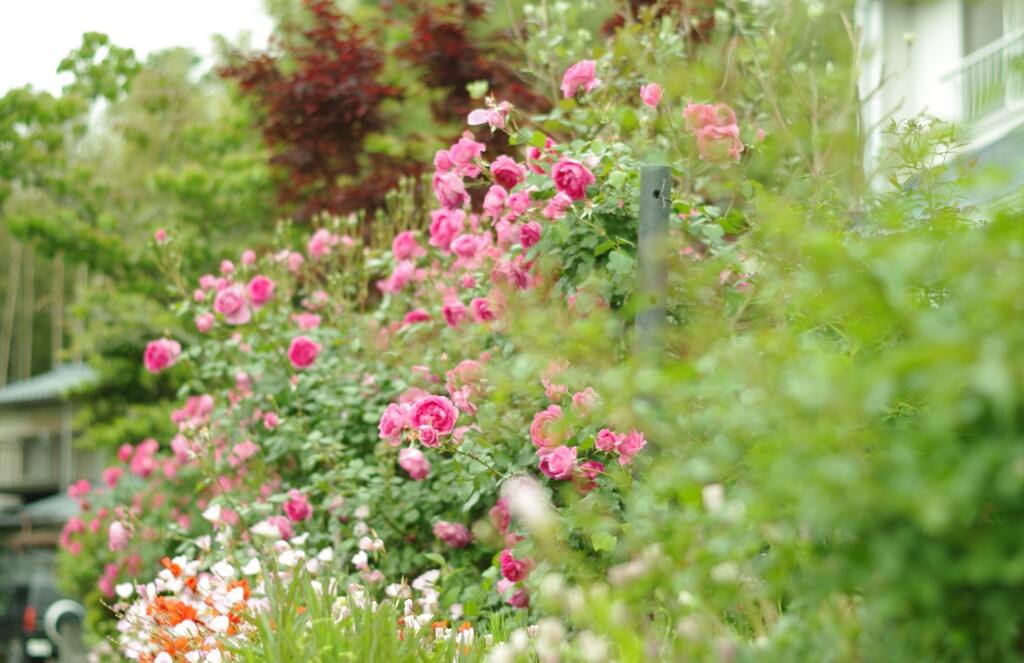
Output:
(247, 275), (275, 308)
(117, 444), (133, 463)
(241, 249), (257, 265)
(308, 228), (339, 258)
(530, 405), (570, 452)
(507, 191), (532, 217)
(451, 234), (482, 260)
(214, 284), (252, 325)
(154, 228), (168, 243)
(409, 395), (459, 435)
(696, 124), (744, 163)
(595, 428), (623, 453)
(267, 515), (294, 540)
(499, 548), (534, 582)
(429, 208), (467, 253)
(490, 260), (529, 291)
(506, 587), (530, 609)
(526, 137), (558, 174)
(519, 222), (542, 249)
(571, 388), (600, 416)
(447, 134), (487, 174)
(470, 297), (496, 322)
(640, 83), (663, 108)
(103, 467), (123, 488)
(392, 231), (426, 260)
(560, 59), (600, 98)
(404, 309), (431, 325)
(284, 490), (312, 522)
(538, 444), (577, 480)
(434, 149), (454, 172)
(291, 313), (322, 330)
(489, 498), (511, 533)
(143, 338), (181, 374)
(220, 260), (235, 275)
(287, 335), (322, 369)
(195, 313), (215, 333)
(417, 425), (440, 447)
(483, 185), (508, 220)
(683, 102), (737, 132)
(398, 447), (431, 480)
(263, 412), (279, 429)
(433, 520), (472, 548)
(552, 160), (596, 201)
(433, 171), (470, 209)
(199, 274), (217, 289)
(576, 460), (604, 492)
(542, 192), (573, 220)
(490, 155), (527, 191)
(108, 521), (130, 551)
(442, 298), (467, 328)
(617, 429), (648, 465)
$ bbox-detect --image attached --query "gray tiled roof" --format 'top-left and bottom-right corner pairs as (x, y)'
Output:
(0, 364), (95, 407)
(0, 491), (81, 527)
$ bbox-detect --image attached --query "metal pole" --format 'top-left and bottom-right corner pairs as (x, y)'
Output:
(636, 165), (671, 356)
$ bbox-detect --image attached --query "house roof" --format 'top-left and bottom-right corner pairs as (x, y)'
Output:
(0, 491), (81, 528)
(0, 364), (95, 407)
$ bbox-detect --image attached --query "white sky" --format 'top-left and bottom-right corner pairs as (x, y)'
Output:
(0, 0), (274, 95)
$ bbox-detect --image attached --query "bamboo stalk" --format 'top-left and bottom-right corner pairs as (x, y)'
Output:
(52, 251), (65, 369)
(19, 247), (34, 380)
(0, 240), (22, 386)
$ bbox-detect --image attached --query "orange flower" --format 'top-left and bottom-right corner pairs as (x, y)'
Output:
(161, 557), (183, 578)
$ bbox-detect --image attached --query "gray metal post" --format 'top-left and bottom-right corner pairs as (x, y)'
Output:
(636, 165), (671, 355)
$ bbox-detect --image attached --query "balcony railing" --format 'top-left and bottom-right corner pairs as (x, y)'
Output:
(945, 26), (1024, 130)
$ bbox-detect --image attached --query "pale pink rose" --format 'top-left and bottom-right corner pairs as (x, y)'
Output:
(409, 395), (459, 436)
(552, 160), (596, 201)
(378, 260), (417, 294)
(392, 231), (426, 260)
(379, 403), (410, 445)
(507, 191), (532, 217)
(490, 155), (527, 191)
(490, 260), (529, 291)
(530, 405), (570, 452)
(542, 192), (573, 220)
(154, 228), (168, 243)
(433, 171), (471, 209)
(595, 428), (623, 453)
(434, 148), (454, 172)
(571, 388), (600, 416)
(214, 284), (252, 325)
(418, 425), (440, 447)
(404, 309), (431, 325)
(460, 273), (476, 289)
(442, 298), (467, 328)
(560, 59), (600, 98)
(195, 313), (215, 333)
(241, 249), (257, 265)
(284, 490), (312, 522)
(291, 313), (322, 330)
(263, 412), (279, 429)
(640, 83), (663, 108)
(108, 521), (130, 551)
(433, 521), (472, 548)
(193, 289), (206, 303)
(267, 515), (294, 540)
(495, 219), (517, 252)
(308, 228), (339, 258)
(143, 338), (181, 373)
(247, 275), (275, 308)
(398, 447), (431, 480)
(235, 370), (252, 392)
(288, 252), (305, 274)
(103, 467), (123, 488)
(287, 335), (322, 369)
(468, 102), (510, 129)
(756, 127), (767, 142)
(220, 260), (235, 275)
(489, 498), (511, 533)
(199, 274), (217, 289)
(429, 208), (467, 253)
(617, 429), (648, 465)
(447, 134), (487, 174)
(526, 137), (558, 174)
(499, 548), (534, 582)
(538, 444), (577, 480)
(170, 435), (190, 464)
(483, 185), (508, 220)
(682, 102), (738, 132)
(696, 124), (744, 163)
(542, 378), (567, 400)
(451, 234), (481, 260)
(519, 222), (542, 249)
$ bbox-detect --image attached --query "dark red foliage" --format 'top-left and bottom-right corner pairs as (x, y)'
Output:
(601, 0), (718, 41)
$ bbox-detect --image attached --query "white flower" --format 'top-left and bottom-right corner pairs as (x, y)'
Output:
(209, 615), (230, 634)
(317, 547), (334, 562)
(115, 583), (134, 599)
(172, 619), (199, 638)
(202, 504), (222, 522)
(211, 561), (236, 578)
(155, 653), (173, 663)
(351, 551), (369, 569)
(242, 558), (261, 575)
(702, 483), (725, 512)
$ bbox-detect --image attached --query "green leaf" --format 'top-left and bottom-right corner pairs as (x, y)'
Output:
(607, 249), (634, 274)
(424, 552), (446, 567)
(594, 240), (616, 256)
(607, 171), (627, 188)
(592, 532), (617, 552)
(530, 131), (549, 149)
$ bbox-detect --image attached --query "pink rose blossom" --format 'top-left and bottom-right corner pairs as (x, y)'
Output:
(483, 185), (508, 220)
(241, 249), (257, 265)
(154, 228), (168, 243)
(199, 274), (217, 289)
(170, 435), (190, 464)
(490, 260), (529, 291)
(429, 208), (467, 253)
(490, 155), (527, 191)
(247, 275), (275, 308)
(291, 313), (322, 330)
(117, 444), (133, 463)
(489, 498), (511, 533)
(392, 231), (426, 260)
(434, 148), (453, 172)
(409, 395), (459, 436)
(103, 467), (123, 488)
(542, 192), (574, 220)
(499, 548), (534, 582)
(576, 460), (604, 492)
(552, 159), (596, 201)
(442, 297), (467, 328)
(267, 515), (294, 540)
(519, 222), (542, 249)
(640, 83), (663, 108)
(232, 440), (259, 462)
(404, 309), (431, 325)
(507, 191), (532, 217)
(108, 521), (130, 551)
(571, 388), (600, 416)
(144, 338), (181, 374)
(213, 284), (252, 325)
(398, 447), (431, 480)
(263, 412), (279, 429)
(447, 134), (487, 174)
(538, 444), (577, 480)
(451, 234), (482, 261)
(379, 403), (410, 445)
(560, 59), (600, 98)
(470, 297), (496, 322)
(617, 429), (648, 465)
(595, 428), (623, 453)
(433, 520), (472, 548)
(526, 137), (558, 174)
(433, 171), (471, 209)
(308, 228), (339, 258)
(530, 405), (570, 452)
(417, 425), (440, 447)
(287, 335), (322, 370)
(195, 313), (215, 333)
(220, 260), (235, 275)
(696, 124), (744, 163)
(683, 102), (737, 132)
(284, 490), (312, 522)
(192, 289), (206, 302)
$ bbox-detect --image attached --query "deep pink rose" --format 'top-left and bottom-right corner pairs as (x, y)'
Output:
(433, 520), (472, 548)
(595, 428), (623, 453)
(429, 208), (467, 253)
(287, 335), (322, 369)
(379, 403), (410, 445)
(418, 425), (440, 448)
(434, 149), (454, 172)
(442, 298), (467, 328)
(144, 338), (181, 374)
(470, 297), (496, 322)
(409, 395), (459, 436)
(404, 309), (431, 325)
(433, 171), (470, 209)
(214, 284), (252, 325)
(490, 155), (527, 191)
(560, 59), (600, 98)
(530, 405), (570, 451)
(447, 134), (486, 174)
(398, 447), (431, 480)
(538, 444), (577, 480)
(552, 160), (596, 201)
(392, 231), (426, 260)
(247, 275), (275, 308)
(103, 467), (123, 488)
(284, 490), (312, 522)
(506, 587), (530, 608)
(499, 548), (534, 582)
(617, 429), (648, 465)
(640, 83), (663, 108)
(519, 222), (542, 249)
(195, 313), (215, 334)
(526, 137), (558, 174)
